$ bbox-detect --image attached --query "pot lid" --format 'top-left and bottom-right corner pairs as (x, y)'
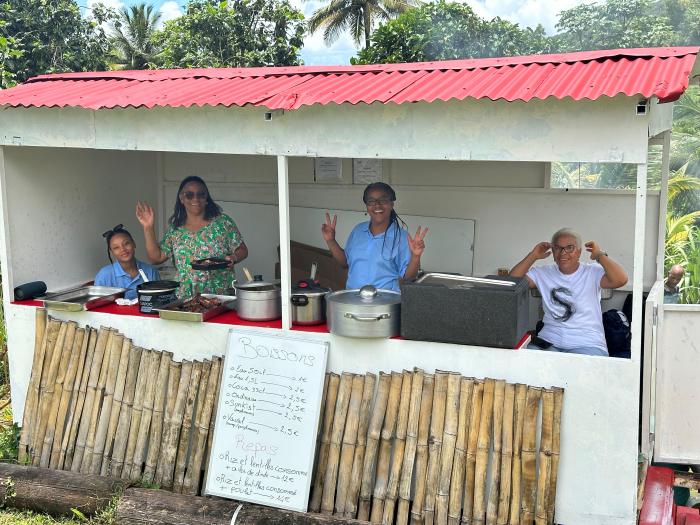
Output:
(327, 285), (401, 306)
(237, 277), (281, 291)
(137, 280), (179, 292)
(292, 279), (330, 296)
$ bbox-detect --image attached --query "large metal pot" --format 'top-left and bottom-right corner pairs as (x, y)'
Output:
(326, 285), (401, 338)
(291, 280), (330, 326)
(235, 274), (282, 321)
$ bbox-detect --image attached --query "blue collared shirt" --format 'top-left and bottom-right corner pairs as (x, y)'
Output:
(345, 221), (411, 292)
(94, 260), (160, 300)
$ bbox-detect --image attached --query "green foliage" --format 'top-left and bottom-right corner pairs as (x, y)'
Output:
(112, 3), (162, 69)
(353, 1), (553, 64)
(306, 0), (420, 49)
(153, 0), (305, 68)
(0, 0), (113, 85)
(0, 5), (23, 89)
(0, 423), (19, 462)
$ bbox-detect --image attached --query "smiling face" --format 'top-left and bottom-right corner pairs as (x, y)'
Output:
(552, 233), (581, 274)
(364, 188), (394, 227)
(179, 181), (209, 217)
(109, 232), (136, 265)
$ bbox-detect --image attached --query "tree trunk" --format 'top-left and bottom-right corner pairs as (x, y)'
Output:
(117, 488), (371, 525)
(364, 6), (371, 49)
(0, 463), (125, 517)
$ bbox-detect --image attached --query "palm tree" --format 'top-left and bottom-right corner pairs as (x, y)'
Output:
(113, 3), (162, 69)
(307, 0), (421, 49)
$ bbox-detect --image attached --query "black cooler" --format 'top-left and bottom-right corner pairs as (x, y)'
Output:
(400, 273), (529, 348)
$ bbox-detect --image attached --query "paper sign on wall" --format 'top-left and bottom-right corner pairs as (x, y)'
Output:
(314, 158), (343, 181)
(353, 158), (383, 184)
(204, 328), (329, 512)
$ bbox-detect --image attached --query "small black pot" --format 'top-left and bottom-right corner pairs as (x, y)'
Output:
(137, 280), (179, 314)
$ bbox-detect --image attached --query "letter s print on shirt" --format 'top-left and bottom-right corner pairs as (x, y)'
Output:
(550, 287), (575, 322)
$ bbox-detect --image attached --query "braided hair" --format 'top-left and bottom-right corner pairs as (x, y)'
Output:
(362, 182), (407, 261)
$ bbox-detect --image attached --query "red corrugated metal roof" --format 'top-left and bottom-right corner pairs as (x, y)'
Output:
(0, 47), (697, 110)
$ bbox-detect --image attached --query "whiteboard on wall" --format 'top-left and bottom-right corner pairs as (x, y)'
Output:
(290, 207), (475, 275)
(205, 328), (329, 511)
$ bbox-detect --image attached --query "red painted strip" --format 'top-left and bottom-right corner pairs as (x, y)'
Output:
(640, 466), (675, 525)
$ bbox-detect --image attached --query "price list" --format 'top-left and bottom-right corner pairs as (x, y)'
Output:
(205, 329), (328, 512)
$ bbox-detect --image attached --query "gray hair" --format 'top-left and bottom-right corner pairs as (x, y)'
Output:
(551, 228), (582, 248)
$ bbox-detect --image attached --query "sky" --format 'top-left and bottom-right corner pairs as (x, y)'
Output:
(89, 0), (596, 65)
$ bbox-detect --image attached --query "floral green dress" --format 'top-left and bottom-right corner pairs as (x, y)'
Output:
(160, 214), (243, 298)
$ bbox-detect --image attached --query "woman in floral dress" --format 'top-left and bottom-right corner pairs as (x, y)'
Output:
(136, 176), (248, 298)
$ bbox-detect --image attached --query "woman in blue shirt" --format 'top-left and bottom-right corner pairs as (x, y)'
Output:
(321, 183), (428, 292)
(94, 225), (160, 300)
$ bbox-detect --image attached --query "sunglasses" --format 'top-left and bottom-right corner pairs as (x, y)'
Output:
(182, 191), (208, 200)
(102, 224), (124, 239)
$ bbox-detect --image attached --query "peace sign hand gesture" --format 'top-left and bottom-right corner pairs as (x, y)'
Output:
(321, 213), (337, 243)
(407, 226), (429, 257)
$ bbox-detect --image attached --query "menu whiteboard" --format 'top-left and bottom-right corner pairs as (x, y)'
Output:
(204, 328), (329, 511)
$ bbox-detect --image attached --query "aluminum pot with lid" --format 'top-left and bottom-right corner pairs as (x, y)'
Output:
(291, 280), (330, 326)
(326, 285), (401, 338)
(235, 269), (282, 321)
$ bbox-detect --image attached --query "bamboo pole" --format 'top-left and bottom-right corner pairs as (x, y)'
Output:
(447, 378), (474, 525)
(520, 387), (542, 525)
(309, 373), (340, 513)
(201, 357), (223, 495)
(49, 327), (85, 469)
(535, 390), (554, 525)
(90, 332), (125, 474)
(472, 379), (495, 525)
(436, 372), (462, 525)
(423, 371), (448, 525)
(370, 371), (403, 524)
(396, 369), (425, 525)
(173, 360), (206, 491)
(358, 372), (391, 522)
(314, 374), (330, 486)
(496, 383), (515, 525)
(461, 380), (484, 525)
(32, 321), (68, 467)
(62, 328), (97, 470)
(335, 374), (366, 516)
(486, 380), (506, 525)
(344, 372), (377, 520)
(142, 351), (173, 484)
(183, 356), (220, 496)
(382, 370), (414, 525)
(110, 345), (144, 478)
(18, 308), (48, 464)
(410, 374), (434, 525)
(122, 349), (153, 479)
(155, 360), (184, 486)
(79, 329), (115, 473)
(508, 385), (527, 525)
(156, 358), (193, 488)
(129, 350), (163, 481)
(100, 338), (133, 476)
(321, 372), (354, 515)
(39, 321), (77, 468)
(547, 388), (563, 525)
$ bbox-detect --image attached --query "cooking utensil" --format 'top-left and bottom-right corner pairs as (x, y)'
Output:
(42, 286), (126, 311)
(326, 285), (401, 338)
(138, 268), (150, 283)
(291, 262), (330, 326)
(155, 294), (236, 322)
(137, 280), (179, 314)
(235, 271), (282, 321)
(191, 258), (229, 271)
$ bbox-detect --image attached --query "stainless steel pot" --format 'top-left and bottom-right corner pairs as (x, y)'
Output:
(326, 285), (401, 338)
(291, 283), (330, 325)
(235, 271), (281, 321)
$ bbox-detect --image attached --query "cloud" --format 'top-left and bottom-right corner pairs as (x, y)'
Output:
(158, 0), (182, 25)
(469, 0), (596, 34)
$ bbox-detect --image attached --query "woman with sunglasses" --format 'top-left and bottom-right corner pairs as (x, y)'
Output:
(136, 176), (248, 298)
(321, 182), (428, 292)
(94, 225), (160, 299)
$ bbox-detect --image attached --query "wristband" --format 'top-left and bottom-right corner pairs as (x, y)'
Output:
(594, 251), (608, 262)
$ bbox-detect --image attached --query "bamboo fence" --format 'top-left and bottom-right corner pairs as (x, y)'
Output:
(22, 311), (566, 525)
(20, 311), (223, 496)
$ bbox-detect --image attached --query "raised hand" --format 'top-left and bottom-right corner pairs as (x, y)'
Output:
(585, 240), (603, 260)
(531, 241), (552, 260)
(407, 226), (429, 257)
(321, 212), (337, 243)
(136, 201), (155, 229)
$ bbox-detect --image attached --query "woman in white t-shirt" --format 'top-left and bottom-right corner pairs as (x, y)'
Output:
(510, 228), (628, 356)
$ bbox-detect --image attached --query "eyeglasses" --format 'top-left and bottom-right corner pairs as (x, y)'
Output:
(182, 191), (208, 200)
(552, 244), (577, 254)
(102, 224), (124, 238)
(366, 198), (391, 206)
